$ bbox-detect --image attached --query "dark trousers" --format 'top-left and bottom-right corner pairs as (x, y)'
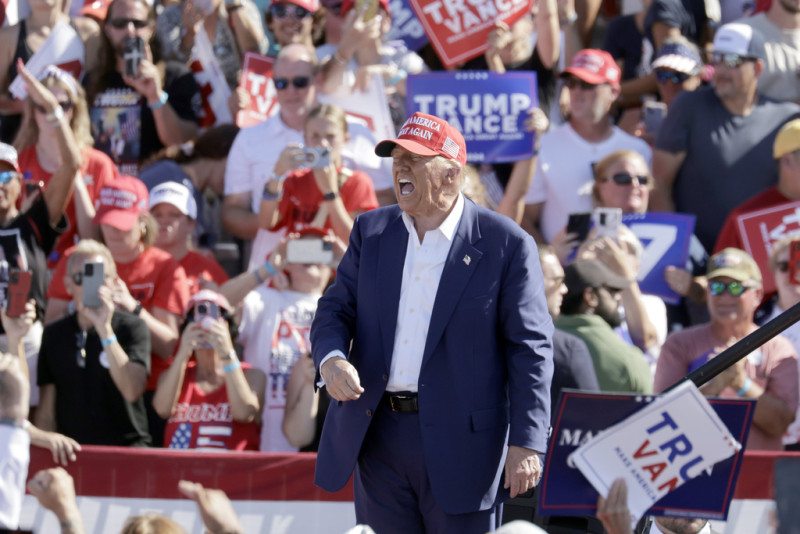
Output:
(354, 402), (500, 534)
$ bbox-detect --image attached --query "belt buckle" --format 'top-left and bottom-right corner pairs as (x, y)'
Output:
(389, 394), (412, 412)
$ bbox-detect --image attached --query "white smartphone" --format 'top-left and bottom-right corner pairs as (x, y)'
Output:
(592, 207), (623, 239)
(286, 238), (334, 265)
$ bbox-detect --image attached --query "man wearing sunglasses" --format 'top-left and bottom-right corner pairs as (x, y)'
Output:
(650, 37), (704, 109)
(651, 22), (800, 253)
(655, 248), (799, 451)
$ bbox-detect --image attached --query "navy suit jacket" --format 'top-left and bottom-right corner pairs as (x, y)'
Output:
(310, 198), (554, 514)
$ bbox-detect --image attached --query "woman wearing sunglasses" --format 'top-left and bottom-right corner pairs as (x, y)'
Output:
(13, 65), (118, 270)
(265, 0), (321, 51)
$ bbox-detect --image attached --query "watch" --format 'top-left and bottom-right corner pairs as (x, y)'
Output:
(133, 301), (143, 316)
(323, 191), (338, 201)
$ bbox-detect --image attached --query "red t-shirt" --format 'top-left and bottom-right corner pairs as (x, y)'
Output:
(18, 146), (118, 268)
(48, 246), (190, 389)
(714, 186), (788, 253)
(163, 361), (261, 450)
(179, 250), (229, 296)
(272, 168), (379, 233)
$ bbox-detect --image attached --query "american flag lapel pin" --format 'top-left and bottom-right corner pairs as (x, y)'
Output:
(463, 254), (471, 266)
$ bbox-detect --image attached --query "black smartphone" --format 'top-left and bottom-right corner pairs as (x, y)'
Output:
(566, 212), (591, 242)
(123, 36), (145, 78)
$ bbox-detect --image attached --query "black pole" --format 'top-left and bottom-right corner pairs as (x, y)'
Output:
(664, 299), (800, 393)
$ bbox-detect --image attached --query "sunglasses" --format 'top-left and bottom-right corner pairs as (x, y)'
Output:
(564, 77), (601, 91)
(70, 272), (84, 285)
(108, 17), (150, 29)
(709, 280), (753, 297)
(707, 52), (755, 68)
(271, 4), (312, 19)
(326, 2), (342, 15)
(33, 100), (73, 115)
(776, 261), (789, 273)
(602, 173), (651, 187)
(0, 171), (20, 184)
(655, 69), (691, 84)
(273, 76), (311, 90)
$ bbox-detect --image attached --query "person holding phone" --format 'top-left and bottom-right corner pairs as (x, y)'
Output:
(85, 0), (201, 175)
(35, 239), (152, 447)
(153, 290), (265, 450)
(259, 103), (378, 244)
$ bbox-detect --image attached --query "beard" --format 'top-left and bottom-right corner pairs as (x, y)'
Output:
(597, 301), (623, 328)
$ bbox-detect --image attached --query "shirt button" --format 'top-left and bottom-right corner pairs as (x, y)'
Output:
(382, 374), (388, 381)
(409, 308), (414, 313)
(366, 409), (372, 417)
(404, 339), (408, 344)
(415, 276), (420, 281)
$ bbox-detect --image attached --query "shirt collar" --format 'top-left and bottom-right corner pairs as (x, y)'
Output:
(401, 193), (465, 242)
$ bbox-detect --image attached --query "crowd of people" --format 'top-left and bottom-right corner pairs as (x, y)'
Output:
(1, 0), (800, 530)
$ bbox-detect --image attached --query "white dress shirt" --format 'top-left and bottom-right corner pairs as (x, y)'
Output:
(319, 194), (465, 389)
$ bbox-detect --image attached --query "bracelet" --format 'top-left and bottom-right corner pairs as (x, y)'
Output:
(560, 11), (578, 26)
(149, 91), (169, 110)
(386, 69), (407, 86)
(262, 189), (282, 201)
(332, 50), (348, 66)
(736, 377), (752, 396)
(223, 360), (241, 374)
(264, 261), (277, 277)
(101, 334), (118, 347)
(253, 269), (265, 284)
(133, 301), (143, 316)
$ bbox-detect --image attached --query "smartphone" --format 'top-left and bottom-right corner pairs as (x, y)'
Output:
(286, 238), (334, 264)
(789, 240), (800, 285)
(566, 212), (591, 242)
(193, 301), (220, 321)
(643, 101), (667, 135)
(81, 261), (105, 308)
(355, 0), (379, 20)
(123, 36), (146, 78)
(302, 146), (331, 169)
(775, 458), (800, 533)
(592, 207), (623, 238)
(6, 269), (31, 318)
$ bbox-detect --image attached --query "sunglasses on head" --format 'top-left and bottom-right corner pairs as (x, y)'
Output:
(564, 77), (601, 91)
(273, 76), (311, 90)
(271, 4), (312, 19)
(33, 100), (73, 115)
(0, 171), (20, 184)
(602, 173), (651, 187)
(707, 52), (755, 68)
(709, 280), (752, 297)
(655, 69), (691, 84)
(108, 17), (150, 29)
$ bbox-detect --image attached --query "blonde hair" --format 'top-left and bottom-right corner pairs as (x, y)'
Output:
(304, 104), (347, 135)
(13, 71), (93, 152)
(121, 514), (187, 534)
(97, 213), (157, 251)
(770, 235), (798, 271)
(592, 150), (652, 205)
(67, 239), (118, 279)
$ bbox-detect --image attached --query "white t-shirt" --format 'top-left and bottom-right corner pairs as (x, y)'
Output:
(238, 286), (321, 452)
(764, 304), (800, 446)
(0, 424), (29, 529)
(524, 123), (652, 243)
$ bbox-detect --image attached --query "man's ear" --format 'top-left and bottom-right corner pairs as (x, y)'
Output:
(583, 287), (598, 309)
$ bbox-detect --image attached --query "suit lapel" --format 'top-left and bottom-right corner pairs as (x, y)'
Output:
(377, 211), (409, 370)
(421, 200), (483, 370)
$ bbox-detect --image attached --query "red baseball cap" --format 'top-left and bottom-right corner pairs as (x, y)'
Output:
(0, 143), (20, 173)
(79, 0), (111, 21)
(270, 0), (320, 11)
(375, 112), (467, 165)
(340, 0), (390, 17)
(186, 289), (233, 316)
(560, 49), (621, 86)
(93, 175), (149, 231)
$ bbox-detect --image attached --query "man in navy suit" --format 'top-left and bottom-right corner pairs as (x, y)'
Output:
(310, 112), (554, 533)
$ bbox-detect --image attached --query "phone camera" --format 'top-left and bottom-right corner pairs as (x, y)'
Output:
(10, 272), (18, 284)
(84, 264), (94, 276)
(197, 303), (208, 315)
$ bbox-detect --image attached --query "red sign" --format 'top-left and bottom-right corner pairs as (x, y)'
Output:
(408, 0), (532, 68)
(737, 201), (800, 294)
(236, 51), (278, 128)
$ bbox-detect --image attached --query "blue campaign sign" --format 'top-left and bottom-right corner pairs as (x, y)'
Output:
(622, 212), (695, 305)
(405, 71), (537, 163)
(538, 390), (755, 519)
(385, 0), (429, 52)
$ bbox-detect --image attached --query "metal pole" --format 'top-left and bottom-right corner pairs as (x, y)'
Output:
(664, 300), (800, 393)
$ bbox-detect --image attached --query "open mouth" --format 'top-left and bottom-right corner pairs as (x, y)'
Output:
(398, 178), (415, 197)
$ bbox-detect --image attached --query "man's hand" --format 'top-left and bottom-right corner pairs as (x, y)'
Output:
(504, 445), (541, 498)
(320, 356), (364, 401)
(27, 468), (83, 531)
(178, 480), (244, 534)
(29, 427), (82, 466)
(596, 478), (634, 534)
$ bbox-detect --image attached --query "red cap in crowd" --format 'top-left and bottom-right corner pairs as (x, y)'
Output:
(270, 0), (320, 12)
(186, 289), (234, 316)
(0, 143), (20, 173)
(560, 49), (621, 86)
(375, 112), (467, 166)
(93, 175), (149, 231)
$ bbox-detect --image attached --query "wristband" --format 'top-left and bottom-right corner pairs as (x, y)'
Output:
(149, 91), (169, 110)
(133, 301), (143, 316)
(223, 360), (241, 374)
(264, 261), (277, 277)
(736, 377), (752, 396)
(101, 334), (118, 347)
(262, 189), (282, 201)
(386, 69), (407, 87)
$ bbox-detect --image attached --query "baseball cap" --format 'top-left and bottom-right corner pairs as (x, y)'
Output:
(651, 41), (702, 74)
(149, 182), (197, 219)
(186, 289), (233, 315)
(270, 0), (320, 11)
(563, 258), (631, 297)
(560, 49), (621, 86)
(707, 248), (762, 283)
(93, 175), (149, 231)
(0, 143), (20, 173)
(774, 119), (800, 159)
(339, 0), (390, 17)
(375, 112), (467, 165)
(79, 0), (111, 21)
(712, 23), (766, 61)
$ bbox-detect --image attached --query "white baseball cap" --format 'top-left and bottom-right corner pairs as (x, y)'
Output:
(148, 182), (197, 219)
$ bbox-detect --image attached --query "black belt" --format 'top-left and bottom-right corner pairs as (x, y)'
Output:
(382, 392), (419, 413)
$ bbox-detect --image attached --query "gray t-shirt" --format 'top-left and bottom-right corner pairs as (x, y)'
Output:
(655, 86), (800, 250)
(738, 13), (800, 103)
